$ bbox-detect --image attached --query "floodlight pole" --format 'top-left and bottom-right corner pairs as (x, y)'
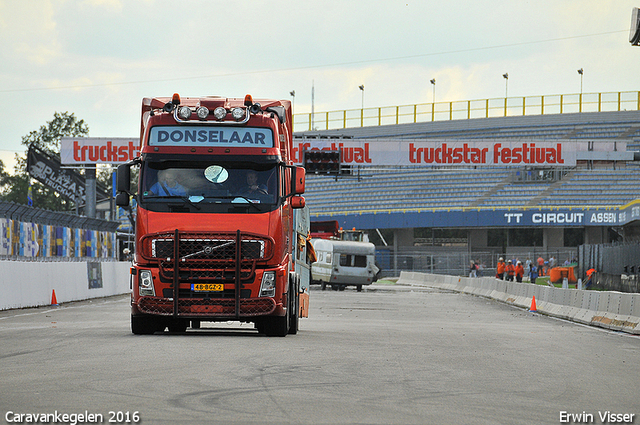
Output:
(578, 69), (584, 112)
(430, 78), (436, 104)
(503, 73), (509, 116)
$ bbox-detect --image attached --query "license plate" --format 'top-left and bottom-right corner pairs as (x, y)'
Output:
(191, 283), (223, 292)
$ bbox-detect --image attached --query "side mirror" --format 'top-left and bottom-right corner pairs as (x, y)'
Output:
(117, 163), (131, 193)
(115, 192), (130, 207)
(291, 195), (305, 209)
(292, 166), (305, 195)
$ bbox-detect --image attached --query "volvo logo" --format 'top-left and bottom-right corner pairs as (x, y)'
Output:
(204, 245), (215, 255)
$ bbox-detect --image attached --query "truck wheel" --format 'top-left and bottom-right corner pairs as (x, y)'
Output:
(288, 274), (299, 335)
(263, 299), (290, 337)
(357, 285), (363, 292)
(321, 282), (327, 291)
(131, 315), (161, 335)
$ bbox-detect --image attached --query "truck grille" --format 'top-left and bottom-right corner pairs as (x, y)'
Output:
(151, 238), (265, 260)
(140, 231), (274, 282)
(138, 230), (277, 319)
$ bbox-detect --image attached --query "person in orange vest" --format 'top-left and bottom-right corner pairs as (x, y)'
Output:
(585, 268), (596, 289)
(537, 256), (545, 272)
(515, 260), (524, 283)
(506, 260), (515, 281)
(496, 257), (505, 280)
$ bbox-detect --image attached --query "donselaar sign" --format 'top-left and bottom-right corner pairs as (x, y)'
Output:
(292, 139), (583, 167)
(60, 137), (140, 165)
(147, 126), (274, 148)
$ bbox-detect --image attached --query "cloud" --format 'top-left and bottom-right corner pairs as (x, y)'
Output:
(0, 1), (60, 65)
(80, 0), (123, 11)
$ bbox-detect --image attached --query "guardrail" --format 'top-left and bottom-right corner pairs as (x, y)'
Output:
(0, 201), (120, 261)
(397, 271), (640, 335)
(293, 90), (640, 132)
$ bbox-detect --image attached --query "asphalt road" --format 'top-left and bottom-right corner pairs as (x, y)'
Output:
(1, 283), (638, 425)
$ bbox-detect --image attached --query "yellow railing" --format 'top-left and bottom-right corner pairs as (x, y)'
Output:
(292, 90), (640, 133)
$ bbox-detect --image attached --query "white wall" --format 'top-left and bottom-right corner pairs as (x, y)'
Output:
(0, 261), (131, 310)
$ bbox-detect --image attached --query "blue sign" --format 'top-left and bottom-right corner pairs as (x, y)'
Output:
(310, 201), (640, 230)
(149, 126), (274, 148)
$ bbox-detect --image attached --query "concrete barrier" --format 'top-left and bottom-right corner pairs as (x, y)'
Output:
(0, 261), (131, 311)
(398, 271), (640, 335)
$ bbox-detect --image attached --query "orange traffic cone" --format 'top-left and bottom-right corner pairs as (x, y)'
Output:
(51, 289), (58, 306)
(529, 295), (537, 312)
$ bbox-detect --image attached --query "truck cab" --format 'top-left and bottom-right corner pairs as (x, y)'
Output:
(117, 94), (307, 336)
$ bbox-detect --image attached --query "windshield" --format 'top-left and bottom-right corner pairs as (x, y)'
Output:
(140, 160), (279, 212)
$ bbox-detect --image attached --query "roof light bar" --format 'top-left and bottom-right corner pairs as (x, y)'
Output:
(213, 107), (227, 120)
(177, 106), (191, 120)
(232, 107), (246, 121)
(196, 106), (209, 119)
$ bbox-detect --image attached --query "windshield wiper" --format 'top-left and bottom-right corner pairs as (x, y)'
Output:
(145, 195), (201, 210)
(202, 195), (262, 211)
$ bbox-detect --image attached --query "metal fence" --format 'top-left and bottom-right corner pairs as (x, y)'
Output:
(0, 201), (120, 262)
(293, 90), (640, 132)
(578, 242), (640, 278)
(376, 247), (578, 278)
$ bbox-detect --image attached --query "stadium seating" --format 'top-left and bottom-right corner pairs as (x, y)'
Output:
(298, 111), (640, 214)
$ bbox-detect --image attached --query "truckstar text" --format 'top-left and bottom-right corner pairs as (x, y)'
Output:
(72, 140), (139, 163)
(408, 142), (564, 165)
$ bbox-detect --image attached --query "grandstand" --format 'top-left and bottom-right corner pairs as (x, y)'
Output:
(297, 110), (640, 213)
(294, 109), (640, 275)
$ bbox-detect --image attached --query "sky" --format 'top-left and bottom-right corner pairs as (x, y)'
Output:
(1, 0), (639, 172)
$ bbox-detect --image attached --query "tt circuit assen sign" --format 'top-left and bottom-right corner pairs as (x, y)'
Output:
(292, 139), (592, 167)
(60, 138), (140, 165)
(316, 202), (640, 231)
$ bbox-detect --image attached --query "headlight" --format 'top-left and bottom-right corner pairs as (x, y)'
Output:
(177, 106), (192, 120)
(196, 106), (209, 119)
(231, 107), (246, 121)
(259, 271), (276, 297)
(213, 107), (227, 120)
(139, 270), (154, 296)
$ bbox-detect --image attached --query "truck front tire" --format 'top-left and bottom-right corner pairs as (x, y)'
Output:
(131, 315), (163, 335)
(262, 297), (290, 337)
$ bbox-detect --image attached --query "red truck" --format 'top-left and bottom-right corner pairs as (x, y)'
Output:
(116, 93), (308, 336)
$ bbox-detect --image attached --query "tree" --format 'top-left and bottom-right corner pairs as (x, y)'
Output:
(0, 112), (89, 211)
(21, 111), (89, 156)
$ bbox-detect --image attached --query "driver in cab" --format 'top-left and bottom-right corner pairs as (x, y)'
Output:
(149, 169), (187, 197)
(240, 170), (268, 196)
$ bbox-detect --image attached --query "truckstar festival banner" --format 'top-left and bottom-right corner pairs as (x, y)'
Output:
(291, 139), (587, 167)
(60, 138), (140, 165)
